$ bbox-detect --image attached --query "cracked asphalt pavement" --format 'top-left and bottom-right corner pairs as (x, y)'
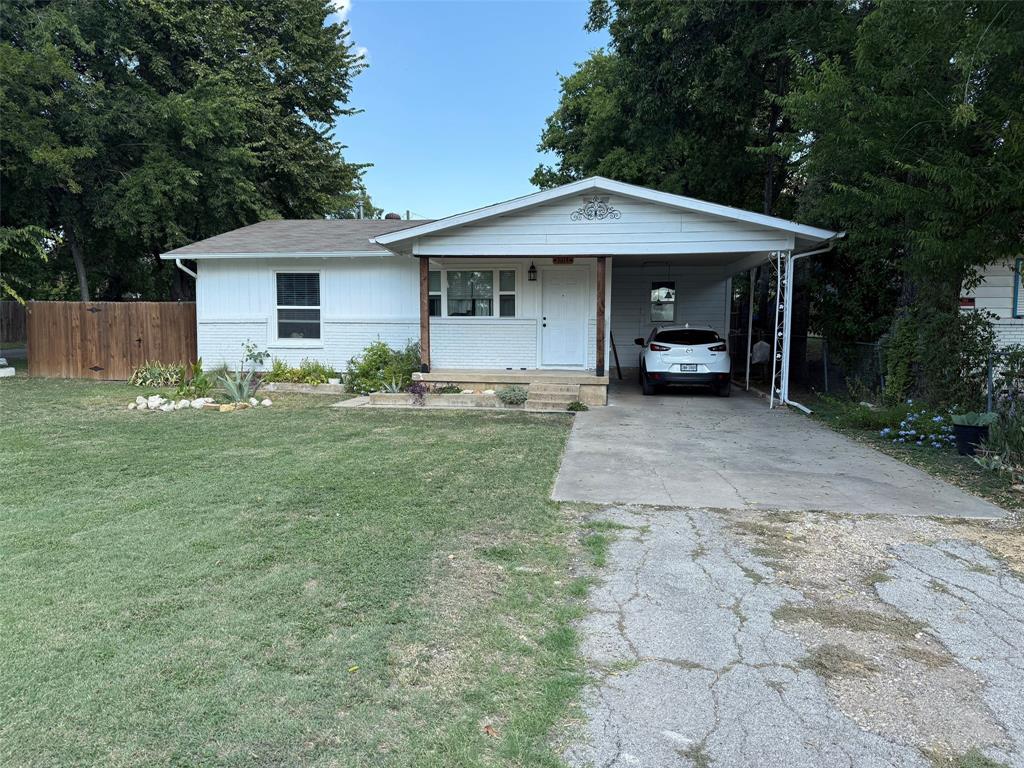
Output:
(563, 507), (1024, 768)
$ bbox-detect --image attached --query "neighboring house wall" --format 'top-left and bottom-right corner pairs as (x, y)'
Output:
(963, 261), (1024, 348)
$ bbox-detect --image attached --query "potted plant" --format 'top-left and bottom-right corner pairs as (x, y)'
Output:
(951, 412), (997, 456)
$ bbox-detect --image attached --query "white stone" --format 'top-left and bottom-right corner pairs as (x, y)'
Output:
(461, 389), (474, 394)
(135, 395), (146, 405)
(249, 397), (258, 406)
(190, 399), (205, 409)
(159, 403), (174, 412)
(137, 401), (148, 410)
(128, 403), (137, 410)
(0, 357), (6, 366)
(0, 367), (14, 378)
(147, 396), (164, 408)
(483, 389), (496, 395)
(260, 398), (272, 407)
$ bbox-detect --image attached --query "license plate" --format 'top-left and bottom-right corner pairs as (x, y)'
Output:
(680, 364), (698, 372)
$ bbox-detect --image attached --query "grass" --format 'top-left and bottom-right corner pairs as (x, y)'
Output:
(773, 603), (925, 641)
(798, 644), (881, 679)
(0, 373), (584, 767)
(803, 393), (1022, 514)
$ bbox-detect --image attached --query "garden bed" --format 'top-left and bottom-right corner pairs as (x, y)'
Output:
(262, 381), (345, 395)
(367, 392), (521, 409)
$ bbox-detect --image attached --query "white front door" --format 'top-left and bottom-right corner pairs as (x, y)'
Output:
(541, 269), (588, 367)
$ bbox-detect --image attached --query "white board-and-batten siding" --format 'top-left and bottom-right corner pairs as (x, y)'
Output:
(412, 197), (795, 257)
(963, 261), (1024, 347)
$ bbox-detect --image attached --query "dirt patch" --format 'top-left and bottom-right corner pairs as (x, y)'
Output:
(723, 510), (1011, 761)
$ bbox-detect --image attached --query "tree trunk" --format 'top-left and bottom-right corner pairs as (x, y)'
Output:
(67, 224), (90, 301)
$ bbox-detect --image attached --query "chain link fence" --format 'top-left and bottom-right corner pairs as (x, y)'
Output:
(729, 331), (885, 398)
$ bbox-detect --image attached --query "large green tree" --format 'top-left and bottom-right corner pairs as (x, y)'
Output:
(534, 0), (853, 216)
(1, 0), (370, 301)
(788, 0), (1024, 403)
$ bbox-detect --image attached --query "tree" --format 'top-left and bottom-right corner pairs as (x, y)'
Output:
(787, 0), (1024, 403)
(1, 0), (369, 301)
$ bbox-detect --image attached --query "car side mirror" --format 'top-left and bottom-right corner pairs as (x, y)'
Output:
(634, 337), (645, 346)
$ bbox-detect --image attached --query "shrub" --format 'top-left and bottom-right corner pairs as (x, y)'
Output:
(261, 358), (336, 385)
(566, 400), (589, 412)
(129, 361), (185, 387)
(297, 358), (333, 385)
(496, 385), (528, 405)
(409, 380), (428, 406)
(261, 358), (295, 383)
(175, 359), (213, 399)
(345, 341), (420, 394)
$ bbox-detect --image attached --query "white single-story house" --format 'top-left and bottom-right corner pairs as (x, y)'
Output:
(162, 177), (843, 407)
(962, 262), (1024, 349)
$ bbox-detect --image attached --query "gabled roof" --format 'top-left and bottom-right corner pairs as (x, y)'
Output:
(372, 177), (842, 251)
(161, 219), (432, 259)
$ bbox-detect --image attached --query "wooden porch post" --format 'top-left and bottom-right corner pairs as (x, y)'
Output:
(419, 256), (430, 372)
(596, 256), (606, 377)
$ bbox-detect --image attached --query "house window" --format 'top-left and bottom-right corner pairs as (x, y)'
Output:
(651, 280), (675, 322)
(428, 270), (441, 317)
(447, 270), (494, 316)
(499, 269), (516, 317)
(276, 272), (320, 339)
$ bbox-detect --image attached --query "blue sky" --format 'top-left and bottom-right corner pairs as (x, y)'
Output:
(331, 0), (608, 219)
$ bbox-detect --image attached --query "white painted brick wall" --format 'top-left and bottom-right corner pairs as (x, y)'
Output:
(432, 319), (538, 369)
(198, 319), (418, 370)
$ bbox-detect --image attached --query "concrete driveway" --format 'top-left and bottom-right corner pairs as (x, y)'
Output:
(553, 382), (1006, 518)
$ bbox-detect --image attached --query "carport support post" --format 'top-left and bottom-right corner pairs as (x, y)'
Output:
(745, 267), (755, 391)
(781, 252), (795, 403)
(419, 256), (430, 372)
(596, 256), (606, 377)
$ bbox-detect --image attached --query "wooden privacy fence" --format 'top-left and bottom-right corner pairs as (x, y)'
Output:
(1, 301), (27, 343)
(26, 301), (197, 379)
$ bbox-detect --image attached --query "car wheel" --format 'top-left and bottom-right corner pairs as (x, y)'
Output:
(641, 369), (655, 396)
(716, 379), (732, 397)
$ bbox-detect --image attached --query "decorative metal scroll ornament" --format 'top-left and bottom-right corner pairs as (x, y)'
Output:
(570, 196), (621, 221)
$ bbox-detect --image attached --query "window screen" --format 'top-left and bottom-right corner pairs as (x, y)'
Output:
(428, 270), (441, 317)
(276, 272), (320, 339)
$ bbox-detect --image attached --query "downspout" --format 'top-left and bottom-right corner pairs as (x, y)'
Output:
(780, 235), (844, 414)
(174, 258), (198, 280)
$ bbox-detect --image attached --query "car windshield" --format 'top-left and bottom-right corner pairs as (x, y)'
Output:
(652, 329), (721, 345)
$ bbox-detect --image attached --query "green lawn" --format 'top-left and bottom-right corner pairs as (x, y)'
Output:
(802, 393), (1022, 516)
(1, 373), (585, 767)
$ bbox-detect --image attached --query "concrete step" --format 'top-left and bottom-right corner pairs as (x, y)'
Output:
(528, 383), (580, 395)
(526, 393), (578, 405)
(526, 400), (574, 412)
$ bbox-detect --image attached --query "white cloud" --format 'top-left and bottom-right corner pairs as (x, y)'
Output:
(331, 0), (352, 21)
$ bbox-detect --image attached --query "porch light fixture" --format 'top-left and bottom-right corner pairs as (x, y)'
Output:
(528, 262), (537, 281)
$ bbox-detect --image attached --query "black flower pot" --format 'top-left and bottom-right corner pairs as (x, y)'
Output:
(953, 424), (989, 456)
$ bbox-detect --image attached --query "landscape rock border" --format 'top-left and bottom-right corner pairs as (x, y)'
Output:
(127, 394), (273, 412)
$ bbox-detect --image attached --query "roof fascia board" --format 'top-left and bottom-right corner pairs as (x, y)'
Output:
(158, 250), (391, 260)
(374, 176), (839, 247)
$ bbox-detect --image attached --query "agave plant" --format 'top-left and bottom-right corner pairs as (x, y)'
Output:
(218, 369), (260, 403)
(379, 376), (403, 393)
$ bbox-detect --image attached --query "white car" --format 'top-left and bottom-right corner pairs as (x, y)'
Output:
(634, 324), (731, 396)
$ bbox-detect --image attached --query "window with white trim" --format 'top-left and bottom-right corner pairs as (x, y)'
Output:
(276, 272), (320, 339)
(433, 268), (518, 318)
(498, 269), (516, 317)
(428, 270), (441, 317)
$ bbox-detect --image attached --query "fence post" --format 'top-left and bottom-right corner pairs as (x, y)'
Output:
(822, 339), (829, 394)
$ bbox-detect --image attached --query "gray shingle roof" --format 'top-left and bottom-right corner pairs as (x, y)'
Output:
(161, 219), (434, 258)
